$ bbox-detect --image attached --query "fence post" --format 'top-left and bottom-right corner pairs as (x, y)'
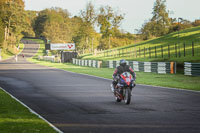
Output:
(139, 47), (140, 57)
(184, 43), (186, 57)
(135, 47), (137, 58)
(149, 47), (151, 58)
(168, 45), (170, 58)
(192, 42), (194, 56)
(136, 48), (137, 58)
(161, 45), (163, 58)
(175, 44), (177, 57)
(132, 48), (134, 57)
(131, 48), (133, 57)
(178, 45), (181, 57)
(155, 46), (157, 58)
(112, 50), (113, 57)
(144, 47), (145, 57)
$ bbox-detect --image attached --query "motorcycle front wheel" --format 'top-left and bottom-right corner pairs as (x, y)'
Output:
(124, 88), (131, 104)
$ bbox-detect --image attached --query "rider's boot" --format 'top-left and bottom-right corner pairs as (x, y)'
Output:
(111, 84), (114, 92)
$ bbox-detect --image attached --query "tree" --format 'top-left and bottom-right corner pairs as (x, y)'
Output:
(192, 19), (200, 27)
(0, 0), (26, 48)
(0, 19), (4, 48)
(97, 6), (124, 49)
(140, 20), (156, 40)
(0, 0), (33, 56)
(79, 2), (97, 52)
(22, 10), (38, 37)
(151, 0), (171, 36)
(72, 18), (97, 53)
(140, 0), (172, 39)
(97, 6), (113, 39)
(33, 8), (72, 43)
(80, 2), (96, 26)
(33, 10), (48, 37)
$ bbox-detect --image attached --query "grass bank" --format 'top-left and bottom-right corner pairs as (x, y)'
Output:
(81, 26), (200, 64)
(28, 58), (200, 91)
(0, 88), (57, 133)
(1, 43), (24, 60)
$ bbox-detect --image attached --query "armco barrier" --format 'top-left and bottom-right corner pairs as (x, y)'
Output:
(128, 61), (175, 74)
(184, 62), (200, 76)
(39, 56), (55, 62)
(72, 58), (176, 74)
(144, 62), (151, 72)
(38, 56), (61, 63)
(72, 59), (102, 68)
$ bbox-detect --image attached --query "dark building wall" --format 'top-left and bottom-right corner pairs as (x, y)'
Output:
(45, 44), (50, 50)
(61, 52), (78, 63)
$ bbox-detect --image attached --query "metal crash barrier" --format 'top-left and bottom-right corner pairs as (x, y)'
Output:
(72, 58), (176, 74)
(184, 63), (200, 76)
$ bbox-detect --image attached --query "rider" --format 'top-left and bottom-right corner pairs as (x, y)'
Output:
(111, 59), (136, 92)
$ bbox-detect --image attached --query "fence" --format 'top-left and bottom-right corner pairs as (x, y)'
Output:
(184, 63), (200, 76)
(72, 58), (176, 74)
(38, 56), (61, 63)
(88, 41), (200, 59)
(72, 58), (102, 68)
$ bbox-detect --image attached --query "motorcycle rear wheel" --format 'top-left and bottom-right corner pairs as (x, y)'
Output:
(124, 88), (131, 104)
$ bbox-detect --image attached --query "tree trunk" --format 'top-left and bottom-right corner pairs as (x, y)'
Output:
(7, 16), (12, 41)
(86, 36), (89, 50)
(4, 26), (7, 41)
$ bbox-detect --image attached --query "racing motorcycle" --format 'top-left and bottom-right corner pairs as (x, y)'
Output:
(111, 72), (135, 105)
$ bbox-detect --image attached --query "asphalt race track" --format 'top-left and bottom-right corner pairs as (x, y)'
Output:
(0, 42), (200, 133)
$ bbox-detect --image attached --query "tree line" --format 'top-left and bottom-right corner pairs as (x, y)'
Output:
(0, 0), (35, 54)
(0, 0), (199, 55)
(0, 0), (135, 54)
(139, 0), (200, 40)
(33, 2), (135, 54)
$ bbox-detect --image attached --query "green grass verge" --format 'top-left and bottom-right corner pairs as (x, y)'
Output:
(28, 58), (200, 91)
(0, 88), (57, 133)
(35, 40), (46, 57)
(1, 43), (24, 60)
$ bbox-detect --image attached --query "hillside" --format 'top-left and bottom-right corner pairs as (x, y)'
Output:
(81, 26), (200, 64)
(0, 43), (24, 60)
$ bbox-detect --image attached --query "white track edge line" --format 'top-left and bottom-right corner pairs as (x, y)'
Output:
(0, 87), (63, 133)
